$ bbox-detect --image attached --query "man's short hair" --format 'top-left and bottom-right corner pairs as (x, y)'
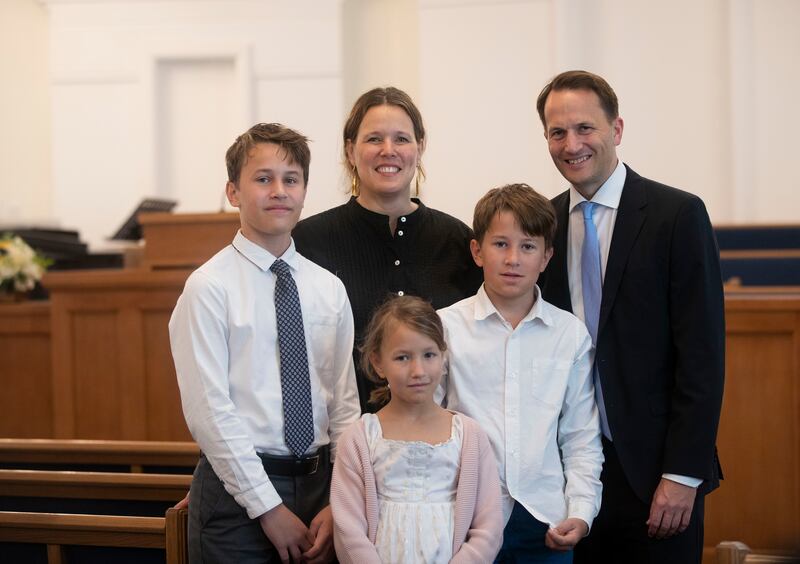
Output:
(473, 183), (556, 248)
(536, 70), (619, 128)
(226, 123), (311, 185)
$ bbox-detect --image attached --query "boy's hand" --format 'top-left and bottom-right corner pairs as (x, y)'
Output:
(647, 478), (696, 539)
(259, 504), (313, 563)
(545, 517), (589, 551)
(302, 505), (335, 564)
(173, 491), (190, 510)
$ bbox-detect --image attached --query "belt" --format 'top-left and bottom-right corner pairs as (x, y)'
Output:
(257, 444), (329, 477)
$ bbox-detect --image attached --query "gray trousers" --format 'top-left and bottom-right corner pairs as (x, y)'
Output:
(188, 451), (332, 564)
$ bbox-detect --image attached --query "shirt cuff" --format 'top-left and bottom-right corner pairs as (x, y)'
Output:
(236, 481), (284, 520)
(567, 500), (598, 532)
(662, 473), (702, 488)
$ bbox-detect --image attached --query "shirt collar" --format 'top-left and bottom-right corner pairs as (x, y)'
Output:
(568, 160), (627, 213)
(346, 196), (427, 230)
(473, 283), (553, 327)
(231, 230), (300, 273)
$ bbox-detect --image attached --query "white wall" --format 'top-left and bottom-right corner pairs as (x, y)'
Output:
(45, 0), (346, 247)
(0, 0), (51, 226)
(1, 0), (798, 248)
(414, 0), (799, 227)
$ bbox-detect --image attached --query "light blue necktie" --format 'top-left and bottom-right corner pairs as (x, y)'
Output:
(271, 259), (315, 457)
(580, 201), (612, 440)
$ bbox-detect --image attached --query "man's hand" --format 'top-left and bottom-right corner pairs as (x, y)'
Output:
(173, 491), (190, 510)
(258, 504), (313, 563)
(302, 505), (336, 564)
(647, 478), (696, 539)
(545, 517), (589, 551)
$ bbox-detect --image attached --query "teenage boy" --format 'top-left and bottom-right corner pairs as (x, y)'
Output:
(438, 183), (603, 563)
(169, 123), (360, 564)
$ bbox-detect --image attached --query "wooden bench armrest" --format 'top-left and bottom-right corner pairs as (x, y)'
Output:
(166, 507), (188, 564)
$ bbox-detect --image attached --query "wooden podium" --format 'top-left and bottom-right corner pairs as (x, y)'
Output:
(138, 212), (240, 269)
(0, 212), (239, 441)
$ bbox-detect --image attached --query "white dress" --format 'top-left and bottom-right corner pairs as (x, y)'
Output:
(363, 412), (463, 564)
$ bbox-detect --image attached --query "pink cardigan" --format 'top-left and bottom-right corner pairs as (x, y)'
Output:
(330, 412), (504, 563)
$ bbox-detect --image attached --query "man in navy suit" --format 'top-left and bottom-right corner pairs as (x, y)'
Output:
(537, 70), (724, 563)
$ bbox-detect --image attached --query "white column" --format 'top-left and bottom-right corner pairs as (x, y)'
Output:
(341, 0), (420, 109)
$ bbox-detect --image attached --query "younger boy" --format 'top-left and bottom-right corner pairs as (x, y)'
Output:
(169, 123), (359, 563)
(438, 183), (603, 563)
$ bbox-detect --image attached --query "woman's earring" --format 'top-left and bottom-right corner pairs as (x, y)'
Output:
(414, 163), (424, 197)
(351, 166), (359, 196)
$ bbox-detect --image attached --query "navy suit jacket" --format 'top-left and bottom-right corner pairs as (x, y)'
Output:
(540, 165), (724, 504)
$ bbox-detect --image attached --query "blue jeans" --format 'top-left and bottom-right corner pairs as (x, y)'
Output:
(495, 502), (573, 564)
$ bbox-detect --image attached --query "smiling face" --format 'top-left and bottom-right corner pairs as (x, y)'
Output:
(346, 104), (422, 201)
(471, 210), (553, 320)
(370, 320), (445, 408)
(226, 142), (306, 256)
(543, 88), (623, 200)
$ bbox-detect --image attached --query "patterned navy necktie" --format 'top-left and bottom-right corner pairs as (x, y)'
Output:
(270, 259), (314, 457)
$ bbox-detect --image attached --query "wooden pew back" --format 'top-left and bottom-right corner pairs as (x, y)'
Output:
(717, 541), (800, 563)
(0, 439), (199, 473)
(0, 469), (191, 517)
(0, 507), (187, 563)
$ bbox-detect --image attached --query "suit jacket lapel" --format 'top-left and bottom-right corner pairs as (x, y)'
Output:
(547, 192), (573, 313)
(599, 165), (647, 335)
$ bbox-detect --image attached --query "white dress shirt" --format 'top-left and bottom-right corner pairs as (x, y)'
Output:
(437, 285), (603, 528)
(169, 231), (360, 519)
(566, 160), (701, 489)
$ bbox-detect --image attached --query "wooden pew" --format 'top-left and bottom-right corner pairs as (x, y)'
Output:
(0, 469), (191, 517)
(717, 541), (800, 563)
(0, 439), (199, 473)
(0, 469), (191, 501)
(0, 507), (187, 564)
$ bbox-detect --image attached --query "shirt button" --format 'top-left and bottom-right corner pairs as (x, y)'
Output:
(400, 217), (407, 222)
(394, 259), (400, 266)
(398, 230), (404, 236)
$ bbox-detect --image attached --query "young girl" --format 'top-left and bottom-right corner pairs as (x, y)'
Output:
(330, 296), (503, 563)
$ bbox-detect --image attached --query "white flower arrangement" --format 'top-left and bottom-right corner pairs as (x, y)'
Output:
(0, 235), (51, 294)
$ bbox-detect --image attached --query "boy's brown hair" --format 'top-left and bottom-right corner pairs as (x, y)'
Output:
(360, 295), (447, 407)
(225, 123), (311, 185)
(473, 183), (557, 248)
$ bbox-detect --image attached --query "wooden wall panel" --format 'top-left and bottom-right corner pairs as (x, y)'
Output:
(705, 296), (800, 557)
(0, 302), (52, 438)
(72, 311), (122, 438)
(46, 269), (190, 440)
